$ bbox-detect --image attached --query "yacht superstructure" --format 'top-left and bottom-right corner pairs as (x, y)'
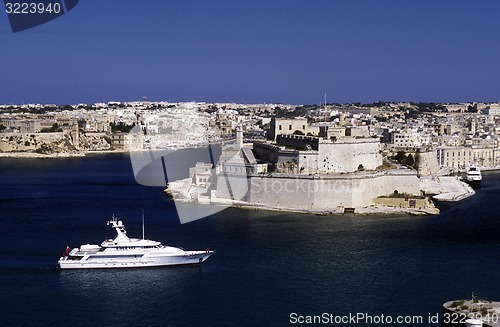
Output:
(58, 216), (213, 269)
(465, 165), (482, 187)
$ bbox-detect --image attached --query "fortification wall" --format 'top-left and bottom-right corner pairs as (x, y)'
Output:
(373, 197), (432, 209)
(252, 142), (280, 164)
(297, 152), (319, 174)
(417, 150), (440, 175)
(276, 134), (319, 150)
(237, 172), (421, 211)
(216, 173), (250, 202)
(318, 140), (382, 173)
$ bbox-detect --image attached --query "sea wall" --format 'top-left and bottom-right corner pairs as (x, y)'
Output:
(373, 197), (432, 209)
(217, 171), (421, 212)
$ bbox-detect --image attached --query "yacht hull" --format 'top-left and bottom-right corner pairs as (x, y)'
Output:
(58, 251), (213, 269)
(465, 166), (482, 188)
(465, 179), (481, 188)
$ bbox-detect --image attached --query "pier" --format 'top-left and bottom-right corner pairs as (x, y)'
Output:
(421, 176), (475, 202)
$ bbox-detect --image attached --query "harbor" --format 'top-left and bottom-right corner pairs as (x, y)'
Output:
(1, 154), (500, 326)
(3, 1), (500, 325)
(421, 176), (476, 202)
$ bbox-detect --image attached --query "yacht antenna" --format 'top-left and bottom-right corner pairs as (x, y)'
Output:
(142, 209), (145, 240)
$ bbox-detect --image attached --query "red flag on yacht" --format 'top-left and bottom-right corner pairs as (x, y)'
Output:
(65, 246), (71, 255)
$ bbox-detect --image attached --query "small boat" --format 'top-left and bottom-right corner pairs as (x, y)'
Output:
(465, 165), (482, 187)
(58, 216), (214, 269)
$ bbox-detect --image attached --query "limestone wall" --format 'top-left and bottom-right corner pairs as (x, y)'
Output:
(297, 152), (319, 174)
(236, 172), (421, 211)
(252, 142), (280, 164)
(276, 134), (319, 150)
(0, 131), (111, 153)
(253, 138), (383, 174)
(417, 150), (440, 175)
(317, 139), (382, 173)
(0, 132), (65, 152)
(373, 197), (432, 209)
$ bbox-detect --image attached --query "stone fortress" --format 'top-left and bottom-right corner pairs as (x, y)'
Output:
(167, 118), (440, 215)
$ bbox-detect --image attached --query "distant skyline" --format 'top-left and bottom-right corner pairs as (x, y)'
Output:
(2, 1), (500, 105)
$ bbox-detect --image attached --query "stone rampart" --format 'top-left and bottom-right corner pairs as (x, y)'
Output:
(317, 139), (382, 173)
(217, 171), (422, 211)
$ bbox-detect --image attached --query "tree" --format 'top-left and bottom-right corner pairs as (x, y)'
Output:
(40, 123), (63, 133)
(405, 154), (415, 167)
(394, 151), (406, 163)
(110, 122), (136, 133)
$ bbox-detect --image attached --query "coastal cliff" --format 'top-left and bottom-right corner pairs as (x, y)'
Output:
(0, 131), (119, 157)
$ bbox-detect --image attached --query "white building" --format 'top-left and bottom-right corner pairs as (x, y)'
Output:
(391, 128), (431, 148)
(436, 146), (499, 171)
(267, 117), (319, 141)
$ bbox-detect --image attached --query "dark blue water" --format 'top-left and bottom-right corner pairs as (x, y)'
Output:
(0, 153), (499, 326)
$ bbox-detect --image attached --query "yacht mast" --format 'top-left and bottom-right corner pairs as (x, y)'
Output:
(142, 209), (145, 240)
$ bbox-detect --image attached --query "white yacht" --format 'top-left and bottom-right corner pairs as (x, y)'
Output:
(465, 165), (482, 187)
(58, 217), (214, 269)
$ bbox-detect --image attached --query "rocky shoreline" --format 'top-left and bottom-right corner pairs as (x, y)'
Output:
(172, 197), (441, 216)
(0, 149), (127, 158)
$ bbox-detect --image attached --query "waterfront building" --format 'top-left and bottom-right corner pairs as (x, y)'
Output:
(267, 117), (318, 141)
(436, 145), (499, 172)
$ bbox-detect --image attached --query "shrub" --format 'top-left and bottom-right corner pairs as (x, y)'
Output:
(405, 154), (415, 166)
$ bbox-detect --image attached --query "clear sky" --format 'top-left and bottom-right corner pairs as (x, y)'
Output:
(1, 0), (500, 105)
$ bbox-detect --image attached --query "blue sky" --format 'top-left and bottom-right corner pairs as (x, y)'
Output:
(1, 0), (500, 105)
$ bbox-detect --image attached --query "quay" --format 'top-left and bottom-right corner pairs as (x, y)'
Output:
(421, 176), (475, 202)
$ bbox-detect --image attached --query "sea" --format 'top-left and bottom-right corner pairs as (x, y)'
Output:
(0, 150), (499, 327)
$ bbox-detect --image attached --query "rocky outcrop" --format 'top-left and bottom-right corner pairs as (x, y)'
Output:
(0, 131), (113, 155)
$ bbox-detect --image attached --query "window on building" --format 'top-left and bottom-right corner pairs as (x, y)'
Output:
(289, 125), (292, 130)
(279, 125), (282, 130)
